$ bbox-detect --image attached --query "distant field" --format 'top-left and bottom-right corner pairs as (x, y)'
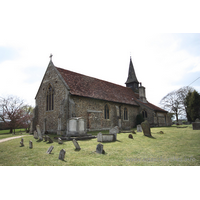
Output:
(0, 129), (27, 139)
(0, 125), (199, 166)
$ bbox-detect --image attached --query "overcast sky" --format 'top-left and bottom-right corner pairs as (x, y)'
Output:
(0, 0), (200, 107)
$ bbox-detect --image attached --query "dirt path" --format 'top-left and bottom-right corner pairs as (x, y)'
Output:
(0, 135), (30, 143)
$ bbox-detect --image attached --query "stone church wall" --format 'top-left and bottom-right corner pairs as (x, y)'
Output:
(71, 96), (139, 131)
(34, 64), (69, 134)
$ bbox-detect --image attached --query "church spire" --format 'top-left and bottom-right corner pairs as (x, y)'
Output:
(125, 57), (139, 93)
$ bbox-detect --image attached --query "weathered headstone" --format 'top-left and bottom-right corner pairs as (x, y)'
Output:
(192, 118), (200, 130)
(58, 138), (63, 144)
(36, 125), (43, 140)
(20, 138), (24, 147)
(46, 146), (54, 154)
(96, 143), (105, 154)
(34, 131), (38, 139)
(58, 149), (66, 160)
(137, 125), (142, 132)
(43, 135), (48, 142)
(109, 126), (119, 141)
(48, 137), (53, 143)
(141, 120), (152, 137)
(72, 139), (81, 150)
(128, 134), (133, 139)
(29, 140), (33, 148)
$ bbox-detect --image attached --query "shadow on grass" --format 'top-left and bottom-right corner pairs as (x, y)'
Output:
(36, 139), (43, 142)
(98, 140), (122, 143)
(145, 135), (156, 139)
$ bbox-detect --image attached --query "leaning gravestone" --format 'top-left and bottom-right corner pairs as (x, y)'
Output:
(20, 138), (24, 147)
(43, 135), (48, 142)
(34, 131), (38, 139)
(109, 126), (119, 141)
(58, 138), (63, 144)
(137, 125), (142, 132)
(96, 143), (105, 154)
(192, 118), (200, 130)
(141, 120), (152, 137)
(46, 146), (54, 154)
(58, 149), (66, 160)
(72, 139), (81, 150)
(29, 140), (33, 149)
(36, 125), (43, 140)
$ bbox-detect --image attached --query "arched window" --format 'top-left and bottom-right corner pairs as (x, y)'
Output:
(142, 110), (147, 118)
(46, 84), (54, 111)
(104, 104), (109, 119)
(124, 108), (128, 120)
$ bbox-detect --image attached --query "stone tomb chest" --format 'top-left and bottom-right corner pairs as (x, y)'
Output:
(66, 117), (86, 136)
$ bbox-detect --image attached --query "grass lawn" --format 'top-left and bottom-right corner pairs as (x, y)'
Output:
(0, 125), (200, 166)
(0, 129), (27, 140)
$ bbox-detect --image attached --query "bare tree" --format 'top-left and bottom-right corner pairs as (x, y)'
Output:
(160, 90), (185, 122)
(160, 86), (194, 123)
(0, 96), (29, 133)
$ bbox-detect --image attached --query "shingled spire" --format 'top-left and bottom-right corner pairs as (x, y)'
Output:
(125, 57), (139, 93)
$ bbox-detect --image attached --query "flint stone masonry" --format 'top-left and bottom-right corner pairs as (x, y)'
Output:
(46, 146), (54, 154)
(72, 139), (81, 150)
(97, 132), (115, 142)
(137, 125), (142, 132)
(192, 119), (200, 130)
(96, 143), (105, 154)
(59, 149), (66, 160)
(141, 120), (152, 137)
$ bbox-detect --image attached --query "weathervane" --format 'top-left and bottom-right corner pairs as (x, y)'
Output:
(50, 54), (53, 61)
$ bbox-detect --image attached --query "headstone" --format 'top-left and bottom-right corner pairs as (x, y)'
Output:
(128, 134), (133, 139)
(29, 140), (33, 148)
(96, 143), (105, 154)
(58, 138), (63, 144)
(43, 135), (48, 142)
(36, 125), (43, 140)
(46, 146), (54, 154)
(141, 120), (152, 137)
(192, 118), (200, 130)
(34, 131), (38, 139)
(109, 126), (119, 141)
(72, 139), (81, 150)
(48, 137), (53, 143)
(97, 132), (103, 142)
(20, 138), (24, 147)
(58, 149), (66, 160)
(137, 125), (142, 132)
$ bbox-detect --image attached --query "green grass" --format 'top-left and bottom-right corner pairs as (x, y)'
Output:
(0, 125), (200, 166)
(0, 129), (27, 139)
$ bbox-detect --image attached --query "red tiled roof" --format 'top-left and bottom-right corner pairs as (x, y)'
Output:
(56, 67), (139, 106)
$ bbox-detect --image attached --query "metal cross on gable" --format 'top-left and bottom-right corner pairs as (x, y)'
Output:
(49, 54), (53, 61)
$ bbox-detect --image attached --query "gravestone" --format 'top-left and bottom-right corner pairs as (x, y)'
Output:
(58, 138), (63, 144)
(137, 125), (142, 132)
(48, 137), (53, 143)
(20, 138), (24, 147)
(192, 118), (200, 130)
(43, 135), (48, 142)
(128, 134), (133, 139)
(72, 139), (81, 150)
(58, 149), (66, 160)
(96, 143), (105, 154)
(141, 120), (152, 137)
(36, 125), (43, 140)
(46, 146), (54, 154)
(97, 132), (103, 142)
(109, 126), (119, 141)
(29, 140), (33, 149)
(34, 131), (38, 139)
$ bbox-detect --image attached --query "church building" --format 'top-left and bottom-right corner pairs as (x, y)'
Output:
(32, 56), (171, 134)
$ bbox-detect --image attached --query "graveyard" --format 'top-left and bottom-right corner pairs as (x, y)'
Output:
(0, 125), (200, 166)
